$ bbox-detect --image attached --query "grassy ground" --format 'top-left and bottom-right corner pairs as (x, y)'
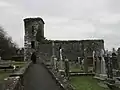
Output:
(0, 72), (10, 81)
(70, 67), (82, 72)
(70, 64), (94, 72)
(70, 76), (109, 90)
(70, 64), (83, 72)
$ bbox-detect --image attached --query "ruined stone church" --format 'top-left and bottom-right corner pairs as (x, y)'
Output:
(24, 17), (104, 62)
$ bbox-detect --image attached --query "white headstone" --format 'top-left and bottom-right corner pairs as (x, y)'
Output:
(100, 49), (106, 74)
(60, 49), (63, 61)
(60, 49), (63, 70)
(101, 57), (106, 74)
(54, 58), (57, 69)
(82, 59), (84, 65)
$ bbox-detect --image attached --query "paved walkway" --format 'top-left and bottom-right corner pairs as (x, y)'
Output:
(23, 63), (63, 90)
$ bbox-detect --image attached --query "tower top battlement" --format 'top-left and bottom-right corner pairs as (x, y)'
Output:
(24, 17), (45, 24)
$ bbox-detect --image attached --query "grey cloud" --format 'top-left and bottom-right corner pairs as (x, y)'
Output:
(0, 0), (120, 50)
(108, 0), (120, 13)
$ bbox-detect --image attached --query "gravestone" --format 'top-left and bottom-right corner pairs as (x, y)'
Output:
(84, 48), (88, 73)
(54, 57), (58, 70)
(84, 57), (87, 73)
(64, 59), (69, 80)
(108, 57), (113, 79)
(96, 57), (101, 74)
(95, 50), (105, 75)
(0, 56), (1, 63)
(81, 58), (84, 71)
(60, 49), (64, 70)
(112, 52), (118, 70)
(98, 49), (108, 79)
(101, 57), (106, 74)
(93, 51), (95, 72)
(75, 57), (80, 68)
(78, 57), (82, 69)
(117, 48), (120, 69)
(51, 56), (54, 67)
(100, 49), (106, 74)
(78, 57), (81, 64)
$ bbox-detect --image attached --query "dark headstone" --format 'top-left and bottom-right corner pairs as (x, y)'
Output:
(64, 59), (69, 80)
(107, 57), (113, 79)
(112, 53), (119, 69)
(117, 48), (120, 69)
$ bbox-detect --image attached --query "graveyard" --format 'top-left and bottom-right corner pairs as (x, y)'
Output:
(0, 60), (27, 89)
(0, 71), (10, 81)
(0, 61), (26, 77)
(19, 17), (120, 90)
(0, 17), (120, 90)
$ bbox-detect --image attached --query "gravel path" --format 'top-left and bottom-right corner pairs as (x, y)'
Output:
(23, 63), (63, 90)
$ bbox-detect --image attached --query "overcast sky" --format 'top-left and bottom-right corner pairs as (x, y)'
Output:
(0, 0), (120, 50)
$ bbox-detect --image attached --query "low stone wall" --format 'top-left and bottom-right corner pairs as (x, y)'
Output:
(3, 61), (32, 90)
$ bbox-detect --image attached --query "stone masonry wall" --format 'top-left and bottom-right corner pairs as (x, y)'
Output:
(37, 40), (104, 62)
(24, 17), (104, 63)
(24, 17), (45, 61)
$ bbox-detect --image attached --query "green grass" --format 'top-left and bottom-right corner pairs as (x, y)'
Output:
(70, 68), (82, 72)
(0, 71), (10, 82)
(70, 65), (83, 72)
(70, 76), (109, 90)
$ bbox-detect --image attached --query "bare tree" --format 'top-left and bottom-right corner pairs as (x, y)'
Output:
(0, 26), (18, 59)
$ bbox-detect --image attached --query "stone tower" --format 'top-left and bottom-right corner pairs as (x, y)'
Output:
(24, 17), (45, 61)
